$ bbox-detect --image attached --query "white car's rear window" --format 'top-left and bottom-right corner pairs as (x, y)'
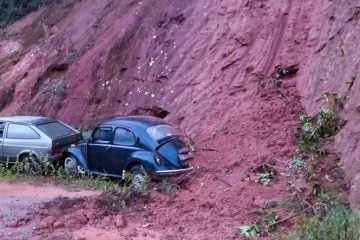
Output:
(36, 121), (76, 138)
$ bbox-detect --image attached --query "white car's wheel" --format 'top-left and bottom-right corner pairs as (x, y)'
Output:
(19, 154), (40, 175)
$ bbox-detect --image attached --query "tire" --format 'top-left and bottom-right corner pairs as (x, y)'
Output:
(129, 165), (147, 191)
(64, 155), (85, 175)
(18, 154), (41, 176)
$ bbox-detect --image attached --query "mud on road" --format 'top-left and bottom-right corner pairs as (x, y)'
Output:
(0, 182), (164, 240)
(0, 182), (98, 240)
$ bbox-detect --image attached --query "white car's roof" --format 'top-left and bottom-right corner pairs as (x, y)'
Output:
(0, 116), (54, 124)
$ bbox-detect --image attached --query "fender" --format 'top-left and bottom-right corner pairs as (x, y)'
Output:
(126, 151), (156, 172)
(18, 149), (40, 160)
(64, 147), (90, 171)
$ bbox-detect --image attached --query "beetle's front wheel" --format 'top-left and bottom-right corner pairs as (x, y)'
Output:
(64, 155), (85, 175)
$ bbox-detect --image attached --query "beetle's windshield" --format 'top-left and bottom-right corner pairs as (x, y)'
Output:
(146, 124), (180, 141)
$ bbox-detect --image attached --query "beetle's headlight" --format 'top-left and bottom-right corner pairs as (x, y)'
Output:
(155, 155), (162, 165)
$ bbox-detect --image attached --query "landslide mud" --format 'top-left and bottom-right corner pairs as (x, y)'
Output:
(0, 182), (97, 240)
(1, 0), (360, 239)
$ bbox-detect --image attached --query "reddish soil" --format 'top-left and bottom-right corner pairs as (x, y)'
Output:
(0, 182), (97, 240)
(0, 0), (360, 239)
(1, 76), (304, 239)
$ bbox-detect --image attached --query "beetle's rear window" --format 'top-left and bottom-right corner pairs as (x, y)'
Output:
(146, 124), (180, 141)
(36, 121), (76, 138)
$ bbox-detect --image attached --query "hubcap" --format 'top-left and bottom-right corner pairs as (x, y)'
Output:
(132, 173), (145, 189)
(77, 166), (85, 174)
(64, 158), (77, 172)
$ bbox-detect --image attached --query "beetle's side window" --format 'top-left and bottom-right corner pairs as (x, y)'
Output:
(7, 123), (40, 139)
(0, 122), (4, 138)
(92, 127), (112, 143)
(113, 128), (136, 146)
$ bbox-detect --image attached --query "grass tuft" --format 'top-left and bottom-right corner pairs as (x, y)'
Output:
(290, 200), (360, 240)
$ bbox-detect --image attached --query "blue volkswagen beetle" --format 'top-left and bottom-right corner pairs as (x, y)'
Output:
(63, 116), (193, 184)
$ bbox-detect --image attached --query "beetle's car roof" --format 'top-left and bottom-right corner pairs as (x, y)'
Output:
(102, 116), (169, 128)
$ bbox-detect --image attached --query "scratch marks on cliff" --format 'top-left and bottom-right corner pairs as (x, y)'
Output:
(347, 6), (360, 22)
(221, 58), (241, 72)
(263, 0), (294, 76)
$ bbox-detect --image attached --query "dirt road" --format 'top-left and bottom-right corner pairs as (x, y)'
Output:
(0, 181), (165, 240)
(0, 182), (97, 240)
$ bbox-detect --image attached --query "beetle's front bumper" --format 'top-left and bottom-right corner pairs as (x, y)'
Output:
(154, 166), (193, 176)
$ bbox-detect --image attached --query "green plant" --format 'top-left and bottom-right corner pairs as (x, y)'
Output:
(257, 172), (273, 186)
(333, 94), (347, 109)
(0, 155), (141, 192)
(238, 224), (261, 238)
(187, 141), (196, 152)
(57, 173), (122, 191)
(321, 93), (348, 109)
(263, 210), (280, 232)
(296, 109), (342, 157)
(290, 201), (360, 240)
(7, 153), (59, 176)
(81, 130), (92, 140)
(289, 155), (306, 170)
(121, 170), (149, 197)
(0, 160), (13, 177)
(252, 162), (277, 186)
(287, 97), (352, 239)
(316, 109), (339, 137)
(297, 115), (320, 156)
(237, 210), (280, 238)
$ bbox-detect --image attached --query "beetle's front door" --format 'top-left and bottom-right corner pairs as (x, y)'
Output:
(87, 127), (113, 173)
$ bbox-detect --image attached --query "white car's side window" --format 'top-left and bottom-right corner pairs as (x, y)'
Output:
(7, 123), (40, 139)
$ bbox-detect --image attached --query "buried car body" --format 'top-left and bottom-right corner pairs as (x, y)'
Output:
(0, 116), (82, 163)
(63, 116), (193, 180)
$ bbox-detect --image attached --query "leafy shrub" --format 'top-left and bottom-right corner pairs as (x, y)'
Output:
(296, 109), (342, 157)
(291, 201), (360, 240)
(0, 154), (150, 193)
(316, 109), (341, 137)
(238, 224), (261, 238)
(81, 130), (92, 140)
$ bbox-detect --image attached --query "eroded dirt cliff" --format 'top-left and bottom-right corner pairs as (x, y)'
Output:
(1, 0), (360, 239)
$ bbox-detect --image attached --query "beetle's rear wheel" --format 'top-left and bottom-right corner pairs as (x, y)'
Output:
(129, 165), (148, 191)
